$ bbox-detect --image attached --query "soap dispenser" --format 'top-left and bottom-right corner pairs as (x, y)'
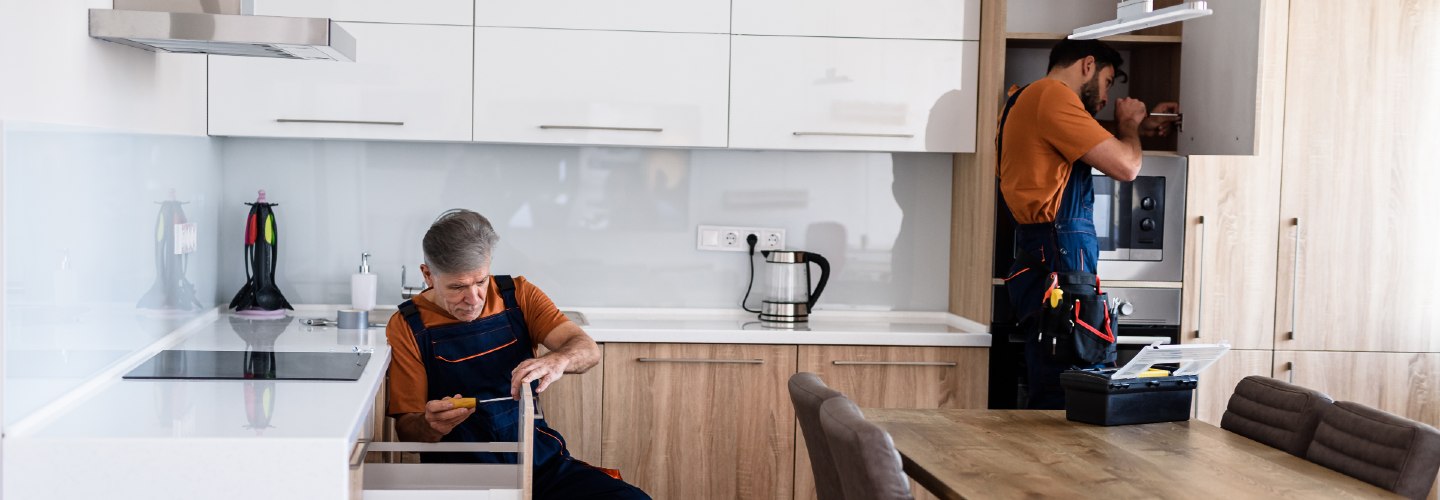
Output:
(351, 253), (377, 311)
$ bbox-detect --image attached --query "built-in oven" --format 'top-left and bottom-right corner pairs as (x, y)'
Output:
(987, 155), (1187, 409)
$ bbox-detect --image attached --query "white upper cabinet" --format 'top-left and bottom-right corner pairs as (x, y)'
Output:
(473, 29), (729, 148)
(733, 0), (979, 40)
(475, 0), (728, 33)
(730, 36), (978, 153)
(249, 0), (473, 25)
(208, 23), (473, 142)
(1178, 0), (1265, 156)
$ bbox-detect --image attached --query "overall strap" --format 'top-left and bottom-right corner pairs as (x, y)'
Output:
(399, 299), (433, 362)
(494, 275), (520, 310)
(996, 85), (1028, 161)
(492, 275), (533, 350)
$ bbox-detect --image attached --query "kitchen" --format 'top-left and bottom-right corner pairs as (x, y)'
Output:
(1, 0), (1437, 499)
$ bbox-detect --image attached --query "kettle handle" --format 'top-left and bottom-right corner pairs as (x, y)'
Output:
(806, 252), (831, 310)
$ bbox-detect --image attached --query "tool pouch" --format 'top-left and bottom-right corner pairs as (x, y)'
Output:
(1038, 271), (1118, 366)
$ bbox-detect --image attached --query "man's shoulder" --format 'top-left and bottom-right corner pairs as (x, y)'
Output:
(1019, 79), (1075, 107)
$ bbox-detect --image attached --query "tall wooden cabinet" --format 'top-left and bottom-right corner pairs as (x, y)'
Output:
(601, 343), (799, 500)
(791, 346), (988, 500)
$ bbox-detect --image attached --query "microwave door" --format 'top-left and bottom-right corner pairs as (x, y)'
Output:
(1094, 175), (1130, 260)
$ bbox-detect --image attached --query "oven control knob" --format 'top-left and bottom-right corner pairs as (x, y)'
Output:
(1141, 197), (1157, 210)
(1116, 300), (1135, 316)
(1140, 218), (1156, 232)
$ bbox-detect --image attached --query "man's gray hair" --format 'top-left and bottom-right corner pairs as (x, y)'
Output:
(423, 209), (500, 275)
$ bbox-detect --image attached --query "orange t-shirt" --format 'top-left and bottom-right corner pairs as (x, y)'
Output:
(998, 78), (1114, 224)
(385, 275), (570, 416)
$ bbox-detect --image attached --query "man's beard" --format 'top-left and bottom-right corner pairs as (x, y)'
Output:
(1079, 74), (1105, 117)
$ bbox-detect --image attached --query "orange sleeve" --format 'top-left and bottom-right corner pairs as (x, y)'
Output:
(515, 277), (571, 347)
(384, 311), (429, 416)
(1037, 85), (1114, 163)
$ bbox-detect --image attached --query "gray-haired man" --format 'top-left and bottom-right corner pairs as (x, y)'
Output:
(386, 209), (649, 499)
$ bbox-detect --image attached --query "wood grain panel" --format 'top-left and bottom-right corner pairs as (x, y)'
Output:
(1181, 0), (1289, 350)
(1194, 349), (1274, 425)
(792, 346), (988, 500)
(536, 344), (604, 464)
(602, 343), (797, 500)
(948, 0), (1006, 324)
(1276, 0), (1440, 352)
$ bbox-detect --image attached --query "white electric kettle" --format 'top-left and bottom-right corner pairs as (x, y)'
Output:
(743, 250), (831, 324)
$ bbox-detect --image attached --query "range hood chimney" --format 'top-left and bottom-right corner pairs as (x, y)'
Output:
(89, 0), (356, 61)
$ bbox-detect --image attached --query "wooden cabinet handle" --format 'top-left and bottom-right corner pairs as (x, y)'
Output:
(792, 131), (914, 138)
(276, 118), (405, 126)
(539, 125), (663, 133)
(1194, 215), (1206, 339)
(1287, 217), (1301, 341)
(636, 358), (764, 365)
(1282, 361), (1295, 383)
(831, 361), (958, 367)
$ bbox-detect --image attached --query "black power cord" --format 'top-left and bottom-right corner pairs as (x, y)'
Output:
(741, 234), (761, 313)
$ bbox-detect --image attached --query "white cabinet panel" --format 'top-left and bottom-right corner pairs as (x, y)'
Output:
(475, 0), (727, 33)
(730, 36), (978, 153)
(733, 0), (979, 40)
(209, 23), (472, 142)
(473, 29), (729, 148)
(250, 0), (473, 25)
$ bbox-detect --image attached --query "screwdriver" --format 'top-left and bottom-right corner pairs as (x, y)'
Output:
(450, 396), (512, 409)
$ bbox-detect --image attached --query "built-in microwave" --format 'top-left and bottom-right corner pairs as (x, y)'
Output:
(1092, 155), (1186, 282)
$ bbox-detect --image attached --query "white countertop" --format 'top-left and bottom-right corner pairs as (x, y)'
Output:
(570, 307), (990, 347)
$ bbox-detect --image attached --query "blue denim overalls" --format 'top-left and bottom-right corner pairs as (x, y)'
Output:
(400, 276), (650, 499)
(999, 86), (1114, 409)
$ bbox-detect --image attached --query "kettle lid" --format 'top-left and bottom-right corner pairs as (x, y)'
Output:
(762, 250), (809, 263)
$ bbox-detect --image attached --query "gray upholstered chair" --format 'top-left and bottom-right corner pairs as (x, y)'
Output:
(819, 397), (914, 500)
(1306, 401), (1440, 500)
(788, 372), (848, 500)
(1220, 375), (1334, 456)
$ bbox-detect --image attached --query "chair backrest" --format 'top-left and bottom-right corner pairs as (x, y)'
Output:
(819, 397), (914, 500)
(1306, 401), (1440, 500)
(788, 372), (848, 500)
(1221, 375), (1334, 456)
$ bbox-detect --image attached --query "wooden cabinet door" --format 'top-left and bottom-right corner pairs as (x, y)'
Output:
(1275, 351), (1440, 429)
(1175, 0), (1276, 155)
(1193, 349), (1273, 425)
(1275, 0), (1440, 352)
(729, 36), (979, 153)
(473, 29), (729, 148)
(536, 344), (604, 465)
(793, 346), (987, 500)
(602, 343), (798, 500)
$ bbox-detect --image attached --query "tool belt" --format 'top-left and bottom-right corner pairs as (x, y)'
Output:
(1036, 269), (1118, 366)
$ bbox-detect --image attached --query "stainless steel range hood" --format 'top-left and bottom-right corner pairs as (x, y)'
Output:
(89, 0), (356, 61)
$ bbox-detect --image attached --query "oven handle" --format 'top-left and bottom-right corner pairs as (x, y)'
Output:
(1287, 217), (1301, 341)
(1193, 215), (1205, 339)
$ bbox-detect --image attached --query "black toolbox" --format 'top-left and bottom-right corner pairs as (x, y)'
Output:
(1059, 368), (1198, 426)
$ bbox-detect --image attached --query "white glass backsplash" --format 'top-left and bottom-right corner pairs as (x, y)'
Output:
(220, 140), (952, 311)
(2, 122), (222, 426)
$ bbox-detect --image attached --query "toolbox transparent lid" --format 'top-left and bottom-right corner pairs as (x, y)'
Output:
(1112, 342), (1230, 380)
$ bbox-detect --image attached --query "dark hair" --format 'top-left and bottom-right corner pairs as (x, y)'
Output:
(1048, 39), (1128, 83)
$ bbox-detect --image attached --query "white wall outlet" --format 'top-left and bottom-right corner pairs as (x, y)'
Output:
(696, 225), (786, 252)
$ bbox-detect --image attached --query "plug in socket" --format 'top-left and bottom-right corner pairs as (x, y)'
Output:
(697, 225), (786, 252)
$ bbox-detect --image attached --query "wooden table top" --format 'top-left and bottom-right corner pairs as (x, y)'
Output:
(864, 409), (1402, 500)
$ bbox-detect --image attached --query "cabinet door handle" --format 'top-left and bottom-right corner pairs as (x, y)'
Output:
(1287, 217), (1302, 341)
(636, 357), (764, 365)
(349, 440), (370, 469)
(831, 361), (957, 367)
(1193, 215), (1206, 339)
(792, 131), (915, 139)
(1282, 361), (1295, 383)
(539, 125), (663, 133)
(276, 118), (405, 126)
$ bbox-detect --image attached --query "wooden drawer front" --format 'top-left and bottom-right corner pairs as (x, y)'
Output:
(603, 343), (798, 500)
(793, 345), (987, 500)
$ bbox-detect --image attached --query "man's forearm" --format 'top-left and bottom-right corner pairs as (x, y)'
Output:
(548, 333), (600, 374)
(395, 412), (445, 443)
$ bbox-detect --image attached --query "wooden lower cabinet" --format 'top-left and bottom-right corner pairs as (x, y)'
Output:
(537, 344), (605, 464)
(1274, 351), (1440, 428)
(602, 343), (799, 500)
(1193, 349), (1273, 425)
(793, 345), (988, 500)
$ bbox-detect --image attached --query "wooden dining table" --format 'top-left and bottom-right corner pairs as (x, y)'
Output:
(864, 409), (1402, 499)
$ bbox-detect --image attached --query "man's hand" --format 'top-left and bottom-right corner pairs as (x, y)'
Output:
(1114, 97), (1149, 138)
(425, 394), (474, 436)
(511, 355), (571, 400)
(1140, 102), (1181, 138)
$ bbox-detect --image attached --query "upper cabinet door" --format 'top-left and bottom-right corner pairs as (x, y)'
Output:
(473, 29), (729, 148)
(249, 0), (473, 25)
(208, 23), (473, 142)
(475, 0), (728, 33)
(1177, 0), (1267, 155)
(730, 36), (978, 153)
(733, 0), (979, 40)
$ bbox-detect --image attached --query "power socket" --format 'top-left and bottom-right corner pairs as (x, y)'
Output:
(696, 225), (786, 252)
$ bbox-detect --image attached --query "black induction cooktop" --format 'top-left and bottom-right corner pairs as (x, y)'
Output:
(123, 350), (371, 381)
